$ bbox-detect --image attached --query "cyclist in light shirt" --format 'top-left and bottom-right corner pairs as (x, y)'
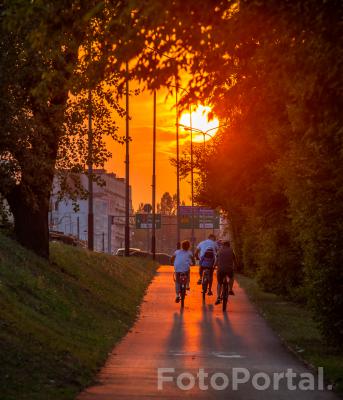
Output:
(171, 240), (195, 303)
(195, 234), (218, 296)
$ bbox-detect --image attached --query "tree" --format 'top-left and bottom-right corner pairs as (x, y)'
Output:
(0, 1), (137, 257)
(136, 203), (145, 213)
(157, 192), (177, 215)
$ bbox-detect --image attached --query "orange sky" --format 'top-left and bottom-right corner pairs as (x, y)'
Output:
(104, 83), (218, 210)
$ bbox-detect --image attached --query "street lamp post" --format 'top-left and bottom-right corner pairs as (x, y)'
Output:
(175, 79), (181, 245)
(87, 45), (94, 251)
(189, 106), (195, 254)
(124, 61), (130, 257)
(151, 90), (157, 261)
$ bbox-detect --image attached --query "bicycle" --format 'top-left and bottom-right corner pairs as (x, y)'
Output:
(175, 272), (188, 308)
(201, 267), (211, 302)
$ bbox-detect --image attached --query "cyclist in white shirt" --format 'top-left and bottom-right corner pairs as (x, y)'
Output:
(195, 234), (218, 296)
(171, 240), (195, 303)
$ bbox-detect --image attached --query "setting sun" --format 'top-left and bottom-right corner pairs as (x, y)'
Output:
(179, 105), (220, 143)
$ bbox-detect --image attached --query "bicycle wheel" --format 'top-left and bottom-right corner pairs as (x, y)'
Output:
(222, 283), (228, 311)
(202, 277), (208, 301)
(180, 285), (186, 308)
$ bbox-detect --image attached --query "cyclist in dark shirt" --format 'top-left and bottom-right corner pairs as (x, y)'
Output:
(215, 240), (236, 305)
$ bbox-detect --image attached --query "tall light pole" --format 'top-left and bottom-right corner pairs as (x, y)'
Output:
(151, 90), (157, 260)
(189, 106), (195, 254)
(124, 61), (130, 257)
(175, 78), (181, 245)
(87, 44), (94, 251)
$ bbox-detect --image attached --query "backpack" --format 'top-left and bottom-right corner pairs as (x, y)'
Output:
(200, 248), (215, 268)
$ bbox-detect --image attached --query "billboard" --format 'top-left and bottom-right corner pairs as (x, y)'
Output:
(179, 206), (220, 229)
(135, 213), (161, 229)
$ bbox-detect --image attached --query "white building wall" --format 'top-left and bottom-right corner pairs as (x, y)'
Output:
(50, 171), (132, 253)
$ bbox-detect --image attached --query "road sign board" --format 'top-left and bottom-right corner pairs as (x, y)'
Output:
(198, 208), (220, 229)
(179, 206), (220, 229)
(135, 213), (161, 229)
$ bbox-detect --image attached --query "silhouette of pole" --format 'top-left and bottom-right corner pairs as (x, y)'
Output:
(190, 106), (195, 254)
(87, 44), (94, 251)
(124, 61), (130, 257)
(175, 79), (181, 244)
(151, 90), (157, 260)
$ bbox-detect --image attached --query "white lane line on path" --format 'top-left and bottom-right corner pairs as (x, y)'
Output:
(169, 351), (246, 359)
(170, 352), (201, 356)
(213, 353), (245, 359)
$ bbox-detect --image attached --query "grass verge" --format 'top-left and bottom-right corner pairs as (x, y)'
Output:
(237, 274), (343, 395)
(0, 232), (157, 400)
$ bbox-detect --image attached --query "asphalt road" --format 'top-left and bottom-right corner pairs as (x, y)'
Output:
(78, 266), (338, 400)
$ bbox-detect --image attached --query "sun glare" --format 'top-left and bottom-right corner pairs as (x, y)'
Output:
(179, 105), (220, 143)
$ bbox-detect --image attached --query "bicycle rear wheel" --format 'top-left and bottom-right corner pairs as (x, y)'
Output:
(202, 279), (208, 301)
(180, 286), (186, 308)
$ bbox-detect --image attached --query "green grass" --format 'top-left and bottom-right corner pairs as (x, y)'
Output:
(237, 274), (343, 395)
(0, 232), (157, 400)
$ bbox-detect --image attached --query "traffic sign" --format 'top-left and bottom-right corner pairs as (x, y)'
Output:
(135, 213), (161, 229)
(179, 206), (220, 229)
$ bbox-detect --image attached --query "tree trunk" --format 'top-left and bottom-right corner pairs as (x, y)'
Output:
(7, 185), (51, 258)
(7, 86), (69, 258)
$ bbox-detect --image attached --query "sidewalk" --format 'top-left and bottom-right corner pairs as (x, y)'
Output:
(78, 266), (338, 399)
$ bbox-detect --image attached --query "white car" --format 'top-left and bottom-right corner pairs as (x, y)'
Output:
(115, 248), (141, 256)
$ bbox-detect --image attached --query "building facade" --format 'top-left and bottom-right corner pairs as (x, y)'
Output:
(49, 170), (132, 253)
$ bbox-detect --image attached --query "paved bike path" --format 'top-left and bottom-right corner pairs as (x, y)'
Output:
(78, 266), (338, 400)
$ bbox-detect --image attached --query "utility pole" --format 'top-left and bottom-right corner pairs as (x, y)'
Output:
(124, 61), (130, 257)
(190, 106), (195, 254)
(151, 90), (157, 261)
(87, 43), (94, 251)
(175, 78), (181, 245)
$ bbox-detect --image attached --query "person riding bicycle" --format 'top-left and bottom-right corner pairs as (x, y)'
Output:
(171, 240), (194, 303)
(215, 240), (236, 305)
(195, 234), (218, 296)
